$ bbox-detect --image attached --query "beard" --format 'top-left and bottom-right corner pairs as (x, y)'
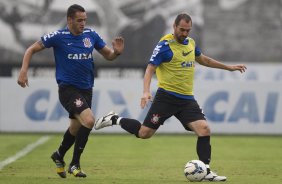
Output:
(176, 35), (186, 43)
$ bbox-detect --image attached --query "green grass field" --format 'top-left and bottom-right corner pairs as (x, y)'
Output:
(0, 133), (282, 184)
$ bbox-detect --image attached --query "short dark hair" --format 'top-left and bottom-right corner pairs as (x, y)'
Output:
(174, 13), (192, 26)
(67, 4), (85, 18)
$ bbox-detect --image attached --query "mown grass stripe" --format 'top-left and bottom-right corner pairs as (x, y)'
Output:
(0, 136), (50, 170)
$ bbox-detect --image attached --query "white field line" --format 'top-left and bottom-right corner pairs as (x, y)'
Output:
(0, 136), (50, 170)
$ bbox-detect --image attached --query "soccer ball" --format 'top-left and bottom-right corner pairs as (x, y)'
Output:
(184, 160), (207, 182)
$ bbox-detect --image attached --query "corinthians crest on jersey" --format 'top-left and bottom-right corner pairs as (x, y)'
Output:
(74, 98), (84, 107)
(151, 114), (161, 124)
(83, 37), (93, 48)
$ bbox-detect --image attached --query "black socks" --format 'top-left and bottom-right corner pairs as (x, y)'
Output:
(70, 125), (92, 165)
(111, 115), (119, 125)
(58, 128), (75, 158)
(119, 118), (141, 137)
(197, 136), (211, 165)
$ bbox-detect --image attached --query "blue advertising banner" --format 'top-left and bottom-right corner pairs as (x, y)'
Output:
(0, 78), (281, 134)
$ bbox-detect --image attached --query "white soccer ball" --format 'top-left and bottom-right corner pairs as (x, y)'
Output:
(184, 160), (207, 182)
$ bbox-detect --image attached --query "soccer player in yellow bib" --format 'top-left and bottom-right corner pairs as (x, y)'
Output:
(95, 13), (246, 181)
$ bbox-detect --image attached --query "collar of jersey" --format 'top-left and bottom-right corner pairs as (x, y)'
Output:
(66, 26), (84, 37)
(170, 34), (189, 45)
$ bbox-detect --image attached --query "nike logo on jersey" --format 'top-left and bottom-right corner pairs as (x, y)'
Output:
(182, 50), (193, 56)
(67, 43), (73, 45)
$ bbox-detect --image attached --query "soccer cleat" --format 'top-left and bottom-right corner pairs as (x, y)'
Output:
(68, 164), (87, 178)
(94, 111), (118, 130)
(203, 171), (227, 182)
(51, 151), (66, 178)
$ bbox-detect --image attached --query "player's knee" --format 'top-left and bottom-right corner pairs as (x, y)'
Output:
(137, 126), (156, 139)
(69, 126), (80, 135)
(192, 122), (211, 136)
(199, 124), (210, 136)
(83, 116), (95, 128)
(138, 131), (153, 139)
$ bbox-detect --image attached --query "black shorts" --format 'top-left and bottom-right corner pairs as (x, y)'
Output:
(59, 85), (92, 119)
(143, 90), (206, 131)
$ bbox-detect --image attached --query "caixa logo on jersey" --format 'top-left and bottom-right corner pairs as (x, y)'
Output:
(68, 53), (93, 60)
(181, 61), (194, 68)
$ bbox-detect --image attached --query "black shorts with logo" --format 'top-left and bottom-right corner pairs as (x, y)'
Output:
(59, 85), (92, 119)
(143, 90), (206, 131)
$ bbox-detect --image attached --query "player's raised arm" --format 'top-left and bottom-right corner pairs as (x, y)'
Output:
(17, 40), (45, 88)
(98, 36), (124, 61)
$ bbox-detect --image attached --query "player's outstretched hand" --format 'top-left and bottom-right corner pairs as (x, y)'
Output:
(112, 36), (124, 55)
(229, 64), (247, 73)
